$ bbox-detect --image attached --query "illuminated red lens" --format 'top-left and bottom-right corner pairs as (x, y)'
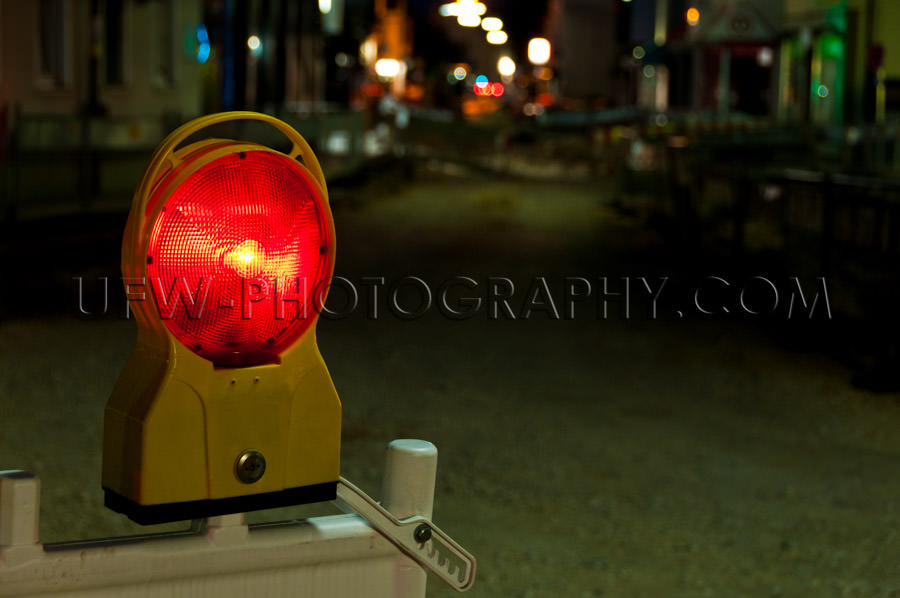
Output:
(146, 150), (330, 366)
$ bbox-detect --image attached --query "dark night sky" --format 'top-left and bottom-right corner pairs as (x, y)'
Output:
(409, 0), (550, 66)
(408, 0), (549, 37)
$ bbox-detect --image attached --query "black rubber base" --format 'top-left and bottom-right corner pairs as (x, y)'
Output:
(104, 482), (338, 525)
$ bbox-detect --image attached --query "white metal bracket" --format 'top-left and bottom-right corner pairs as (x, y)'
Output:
(335, 476), (476, 591)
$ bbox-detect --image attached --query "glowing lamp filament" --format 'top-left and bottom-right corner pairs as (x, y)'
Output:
(225, 240), (266, 278)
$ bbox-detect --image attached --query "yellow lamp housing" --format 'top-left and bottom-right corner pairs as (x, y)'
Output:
(102, 112), (341, 524)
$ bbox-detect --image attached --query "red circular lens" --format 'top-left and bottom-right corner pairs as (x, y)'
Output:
(146, 150), (330, 366)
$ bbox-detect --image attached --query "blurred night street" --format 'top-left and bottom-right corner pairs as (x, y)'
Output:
(2, 0), (900, 596)
(3, 164), (900, 596)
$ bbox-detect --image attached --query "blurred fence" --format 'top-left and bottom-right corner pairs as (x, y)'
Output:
(609, 121), (900, 377)
(2, 114), (163, 219)
(0, 110), (369, 222)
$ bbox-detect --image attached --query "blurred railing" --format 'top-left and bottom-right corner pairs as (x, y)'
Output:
(0, 110), (369, 222)
(602, 116), (900, 387)
(2, 115), (164, 220)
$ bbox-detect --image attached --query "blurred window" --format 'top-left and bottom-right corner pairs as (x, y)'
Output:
(152, 0), (175, 87)
(37, 0), (68, 88)
(105, 0), (125, 86)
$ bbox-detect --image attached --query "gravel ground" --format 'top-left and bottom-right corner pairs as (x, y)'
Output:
(1, 168), (899, 597)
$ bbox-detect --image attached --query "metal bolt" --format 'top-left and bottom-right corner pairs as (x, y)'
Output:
(413, 523), (432, 544)
(235, 449), (266, 484)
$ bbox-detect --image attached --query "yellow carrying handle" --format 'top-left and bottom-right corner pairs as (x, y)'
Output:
(135, 111), (326, 215)
(140, 110), (325, 203)
(124, 111), (329, 287)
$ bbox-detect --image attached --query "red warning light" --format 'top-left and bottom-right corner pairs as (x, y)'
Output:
(105, 112), (342, 525)
(146, 150), (331, 367)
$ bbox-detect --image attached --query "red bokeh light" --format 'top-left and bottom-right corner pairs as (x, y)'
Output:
(146, 150), (331, 367)
(536, 92), (555, 107)
(474, 82), (505, 97)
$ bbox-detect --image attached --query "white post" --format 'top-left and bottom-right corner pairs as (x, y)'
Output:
(206, 513), (248, 545)
(381, 440), (437, 598)
(718, 48), (731, 116)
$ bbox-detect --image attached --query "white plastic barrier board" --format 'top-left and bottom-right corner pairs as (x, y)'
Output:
(0, 440), (472, 597)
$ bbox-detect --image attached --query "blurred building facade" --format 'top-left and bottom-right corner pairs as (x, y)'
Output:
(0, 0), (203, 120)
(682, 0), (781, 115)
(4, 1), (900, 135)
(0, 0), (379, 123)
(201, 0), (378, 112)
(612, 0), (900, 126)
(0, 0), (205, 219)
(545, 0), (620, 106)
(0, 0), (380, 218)
(611, 0), (783, 117)
(780, 0), (900, 126)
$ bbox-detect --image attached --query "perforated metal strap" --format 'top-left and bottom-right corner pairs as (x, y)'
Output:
(334, 477), (476, 592)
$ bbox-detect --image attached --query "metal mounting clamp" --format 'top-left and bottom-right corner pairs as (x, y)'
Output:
(334, 476), (476, 591)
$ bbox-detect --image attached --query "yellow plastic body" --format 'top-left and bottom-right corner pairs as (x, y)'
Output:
(102, 112), (341, 509)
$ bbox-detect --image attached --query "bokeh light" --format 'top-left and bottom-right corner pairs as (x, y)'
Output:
(686, 7), (700, 26)
(247, 35), (262, 55)
(497, 56), (516, 77)
(487, 30), (508, 45)
(528, 38), (551, 65)
(375, 58), (401, 78)
(481, 17), (503, 31)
